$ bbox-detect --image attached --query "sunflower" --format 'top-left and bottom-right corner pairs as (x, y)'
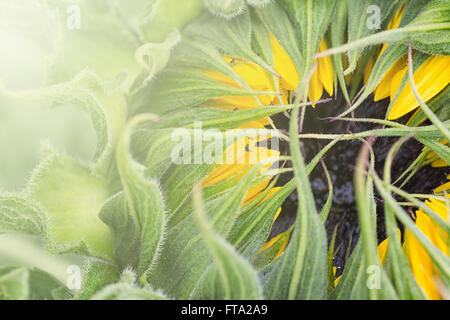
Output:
(368, 6), (450, 121)
(387, 55), (450, 120)
(368, 178), (449, 299)
(403, 178), (449, 300)
(203, 35), (334, 127)
(199, 33), (333, 263)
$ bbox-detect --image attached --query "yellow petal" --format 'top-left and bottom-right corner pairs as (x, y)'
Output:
(202, 161), (246, 187)
(273, 234), (290, 261)
(237, 120), (267, 129)
(205, 58), (276, 107)
(308, 64), (323, 103)
(259, 230), (291, 262)
(202, 138), (250, 186)
(405, 227), (441, 300)
(377, 229), (401, 266)
(431, 159), (449, 168)
(423, 200), (448, 253)
(430, 140), (449, 167)
(389, 6), (405, 29)
(233, 62), (276, 105)
(378, 7), (405, 57)
(389, 66), (407, 100)
(245, 186), (282, 220)
(374, 56), (406, 101)
(388, 55), (450, 120)
(423, 140), (449, 167)
(262, 187), (281, 203)
(273, 206), (282, 222)
(215, 95), (260, 108)
(334, 275), (342, 287)
(377, 238), (390, 266)
(318, 40), (334, 96)
(243, 178), (271, 205)
(270, 34), (300, 91)
(434, 177), (450, 193)
(405, 204), (448, 300)
(260, 233), (284, 251)
(204, 69), (239, 87)
(204, 142), (279, 197)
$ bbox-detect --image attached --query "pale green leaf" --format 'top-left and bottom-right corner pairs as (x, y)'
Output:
(378, 138), (426, 299)
(27, 267), (66, 300)
(408, 85), (450, 127)
(134, 67), (276, 114)
(149, 105), (293, 130)
(27, 147), (114, 259)
(229, 180), (294, 260)
(90, 269), (167, 300)
(190, 184), (262, 299)
(115, 115), (166, 282)
(253, 1), (303, 73)
(352, 143), (397, 299)
(280, 0), (337, 97)
(99, 193), (140, 270)
(0, 267), (29, 300)
(330, 0), (351, 104)
(149, 166), (259, 298)
(345, 0), (399, 75)
(46, 0), (141, 89)
(317, 0), (450, 59)
(135, 29), (181, 87)
(75, 260), (120, 300)
(0, 195), (46, 236)
(263, 105), (328, 299)
(137, 0), (205, 43)
(184, 9), (276, 75)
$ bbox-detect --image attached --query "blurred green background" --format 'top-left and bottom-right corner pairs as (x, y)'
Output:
(0, 0), (206, 283)
(0, 1), (94, 280)
(0, 6), (96, 191)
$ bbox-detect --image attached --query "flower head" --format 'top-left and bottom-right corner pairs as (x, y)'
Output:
(204, 34), (334, 127)
(373, 178), (449, 299)
(369, 7), (450, 121)
(404, 179), (449, 300)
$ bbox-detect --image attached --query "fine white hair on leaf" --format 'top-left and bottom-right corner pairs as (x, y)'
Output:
(120, 267), (137, 285)
(205, 0), (247, 20)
